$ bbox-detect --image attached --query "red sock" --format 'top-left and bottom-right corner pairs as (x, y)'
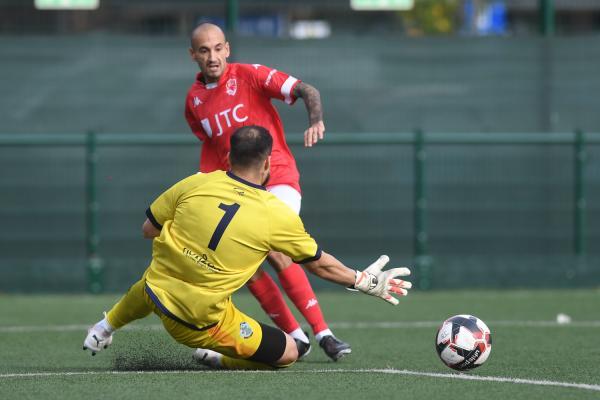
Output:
(247, 270), (300, 334)
(279, 263), (328, 334)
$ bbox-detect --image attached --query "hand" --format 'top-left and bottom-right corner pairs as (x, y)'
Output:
(304, 120), (325, 147)
(353, 255), (412, 305)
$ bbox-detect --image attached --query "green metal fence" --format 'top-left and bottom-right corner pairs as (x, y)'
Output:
(2, 35), (600, 135)
(1, 131), (599, 292)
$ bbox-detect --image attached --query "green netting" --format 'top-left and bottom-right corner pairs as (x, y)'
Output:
(1, 32), (599, 291)
(1, 35), (599, 135)
(0, 146), (87, 291)
(1, 136), (599, 292)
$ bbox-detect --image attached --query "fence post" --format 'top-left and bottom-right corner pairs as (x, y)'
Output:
(414, 129), (432, 289)
(539, 0), (555, 36)
(86, 130), (104, 293)
(226, 0), (239, 34)
(574, 129), (586, 257)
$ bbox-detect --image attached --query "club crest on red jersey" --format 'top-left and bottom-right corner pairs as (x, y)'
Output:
(226, 78), (237, 96)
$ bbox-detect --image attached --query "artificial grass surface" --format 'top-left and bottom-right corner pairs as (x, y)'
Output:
(1, 289), (599, 399)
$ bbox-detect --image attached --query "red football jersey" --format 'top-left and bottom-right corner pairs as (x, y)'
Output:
(185, 63), (301, 192)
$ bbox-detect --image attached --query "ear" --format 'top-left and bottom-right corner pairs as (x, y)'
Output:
(224, 41), (231, 59)
(261, 156), (271, 175)
(188, 46), (195, 60)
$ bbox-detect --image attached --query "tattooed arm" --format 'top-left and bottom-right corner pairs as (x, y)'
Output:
(293, 82), (325, 147)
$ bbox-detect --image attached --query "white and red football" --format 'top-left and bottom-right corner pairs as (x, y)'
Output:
(435, 314), (492, 371)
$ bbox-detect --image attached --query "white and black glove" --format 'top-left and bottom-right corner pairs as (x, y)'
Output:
(352, 255), (412, 305)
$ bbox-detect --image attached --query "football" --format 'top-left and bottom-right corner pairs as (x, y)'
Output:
(435, 314), (492, 371)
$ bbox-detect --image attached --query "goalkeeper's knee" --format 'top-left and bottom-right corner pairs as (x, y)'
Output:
(272, 332), (299, 368)
(273, 359), (297, 369)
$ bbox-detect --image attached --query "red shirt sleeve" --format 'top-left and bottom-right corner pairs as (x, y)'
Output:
(247, 64), (301, 105)
(184, 93), (207, 142)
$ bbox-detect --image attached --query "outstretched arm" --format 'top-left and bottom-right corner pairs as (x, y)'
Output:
(303, 251), (355, 286)
(293, 82), (325, 147)
(303, 252), (412, 305)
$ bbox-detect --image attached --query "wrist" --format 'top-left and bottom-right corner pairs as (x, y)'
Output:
(354, 270), (377, 292)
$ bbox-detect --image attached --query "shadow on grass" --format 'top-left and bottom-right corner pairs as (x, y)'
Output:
(110, 328), (345, 372)
(111, 328), (204, 371)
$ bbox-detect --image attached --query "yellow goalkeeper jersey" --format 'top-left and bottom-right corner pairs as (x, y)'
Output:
(144, 170), (321, 330)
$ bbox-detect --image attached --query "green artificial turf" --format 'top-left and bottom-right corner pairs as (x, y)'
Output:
(1, 289), (599, 399)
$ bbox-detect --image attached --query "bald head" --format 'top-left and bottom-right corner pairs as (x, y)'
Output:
(189, 23), (230, 83)
(190, 23), (226, 49)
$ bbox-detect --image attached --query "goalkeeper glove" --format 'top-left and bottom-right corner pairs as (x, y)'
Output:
(353, 255), (412, 305)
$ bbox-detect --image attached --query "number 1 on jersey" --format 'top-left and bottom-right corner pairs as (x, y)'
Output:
(208, 203), (240, 251)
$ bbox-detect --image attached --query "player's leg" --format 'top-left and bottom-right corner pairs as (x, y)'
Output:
(105, 277), (154, 329)
(268, 252), (351, 361)
(162, 302), (298, 370)
(267, 184), (352, 361)
(83, 277), (153, 355)
(246, 267), (311, 356)
(193, 325), (298, 370)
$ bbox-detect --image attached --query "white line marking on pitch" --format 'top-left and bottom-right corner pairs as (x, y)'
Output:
(1, 320), (599, 333)
(0, 369), (598, 392)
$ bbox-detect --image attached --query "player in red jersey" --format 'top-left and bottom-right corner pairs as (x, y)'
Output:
(184, 23), (350, 361)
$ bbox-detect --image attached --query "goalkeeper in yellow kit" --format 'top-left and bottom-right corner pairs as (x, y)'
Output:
(82, 125), (412, 369)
